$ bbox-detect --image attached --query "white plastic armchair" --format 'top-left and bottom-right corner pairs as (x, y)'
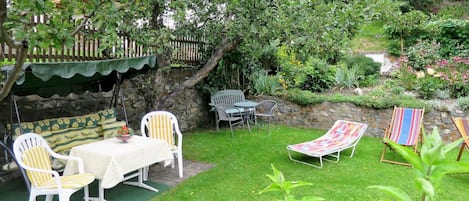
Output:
(13, 133), (95, 201)
(141, 111), (183, 178)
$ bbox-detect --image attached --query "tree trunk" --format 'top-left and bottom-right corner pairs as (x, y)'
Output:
(156, 37), (241, 109)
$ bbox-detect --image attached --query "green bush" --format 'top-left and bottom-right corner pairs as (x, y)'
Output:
(279, 89), (325, 106)
(334, 65), (360, 89)
(344, 55), (381, 77)
(405, 40), (441, 71)
(390, 86), (405, 96)
(276, 46), (335, 93)
(250, 70), (281, 96)
(343, 55), (381, 87)
(426, 19), (469, 57)
(415, 76), (445, 99)
(457, 96), (469, 112)
(279, 89), (429, 111)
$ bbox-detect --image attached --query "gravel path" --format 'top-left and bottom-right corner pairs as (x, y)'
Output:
(147, 159), (214, 186)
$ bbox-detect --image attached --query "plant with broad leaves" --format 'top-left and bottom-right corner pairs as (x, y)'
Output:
(368, 127), (469, 201)
(259, 164), (324, 201)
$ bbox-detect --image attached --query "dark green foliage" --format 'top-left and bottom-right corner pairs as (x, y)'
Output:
(449, 82), (469, 98)
(344, 55), (381, 76)
(405, 40), (441, 71)
(430, 19), (469, 57)
(279, 89), (325, 106)
(415, 76), (445, 99)
(457, 96), (469, 112)
(343, 55), (381, 87)
(279, 89), (429, 110)
(300, 69), (336, 93)
(301, 58), (336, 92)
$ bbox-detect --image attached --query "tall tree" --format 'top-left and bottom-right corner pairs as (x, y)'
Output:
(0, 0), (395, 108)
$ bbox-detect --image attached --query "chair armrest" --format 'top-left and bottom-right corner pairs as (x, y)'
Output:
(50, 151), (85, 173)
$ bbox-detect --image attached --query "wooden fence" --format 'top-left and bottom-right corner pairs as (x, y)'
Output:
(0, 16), (206, 66)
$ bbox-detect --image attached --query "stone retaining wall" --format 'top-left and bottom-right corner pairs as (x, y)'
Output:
(0, 68), (466, 143)
(251, 96), (466, 143)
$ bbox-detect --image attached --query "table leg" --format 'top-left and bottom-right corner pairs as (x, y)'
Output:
(87, 180), (106, 201)
(123, 169), (159, 192)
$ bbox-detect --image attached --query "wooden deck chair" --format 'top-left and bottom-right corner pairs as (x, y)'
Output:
(451, 116), (469, 161)
(380, 107), (425, 166)
(287, 120), (368, 168)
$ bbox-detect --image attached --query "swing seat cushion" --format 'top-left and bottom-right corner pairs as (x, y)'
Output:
(7, 108), (130, 170)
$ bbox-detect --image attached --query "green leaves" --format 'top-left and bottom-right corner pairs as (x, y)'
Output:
(370, 127), (469, 201)
(367, 185), (412, 201)
(259, 164), (324, 201)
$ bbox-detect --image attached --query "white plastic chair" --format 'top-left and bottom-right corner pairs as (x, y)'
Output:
(141, 111), (183, 178)
(13, 133), (95, 201)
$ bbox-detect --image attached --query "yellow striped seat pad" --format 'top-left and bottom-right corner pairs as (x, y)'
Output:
(148, 115), (175, 149)
(38, 173), (95, 189)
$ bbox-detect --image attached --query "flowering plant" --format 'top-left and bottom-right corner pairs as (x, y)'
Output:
(117, 125), (130, 136)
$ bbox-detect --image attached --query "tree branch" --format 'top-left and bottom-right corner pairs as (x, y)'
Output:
(0, 41), (28, 101)
(71, 11), (95, 36)
(156, 36), (241, 109)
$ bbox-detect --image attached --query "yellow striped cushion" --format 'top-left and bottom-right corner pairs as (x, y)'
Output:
(23, 146), (53, 187)
(148, 114), (176, 149)
(39, 173), (95, 189)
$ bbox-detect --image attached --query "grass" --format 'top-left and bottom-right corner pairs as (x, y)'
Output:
(349, 21), (388, 54)
(152, 125), (469, 201)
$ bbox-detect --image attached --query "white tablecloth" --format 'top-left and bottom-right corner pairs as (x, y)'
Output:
(64, 135), (173, 188)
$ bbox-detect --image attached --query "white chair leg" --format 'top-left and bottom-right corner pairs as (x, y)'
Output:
(84, 185), (90, 201)
(143, 166), (149, 181)
(58, 193), (71, 201)
(178, 152), (183, 178)
(45, 194), (53, 201)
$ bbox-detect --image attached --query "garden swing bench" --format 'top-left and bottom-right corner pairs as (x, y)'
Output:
(0, 56), (157, 192)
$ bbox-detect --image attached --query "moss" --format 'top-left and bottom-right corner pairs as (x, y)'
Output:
(279, 89), (430, 111)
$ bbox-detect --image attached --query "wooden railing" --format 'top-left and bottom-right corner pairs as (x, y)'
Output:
(0, 36), (206, 66)
(0, 16), (206, 66)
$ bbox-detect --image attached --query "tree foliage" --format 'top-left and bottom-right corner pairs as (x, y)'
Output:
(1, 0), (396, 108)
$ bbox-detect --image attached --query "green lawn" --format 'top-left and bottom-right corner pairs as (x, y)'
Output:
(349, 21), (388, 54)
(152, 125), (469, 201)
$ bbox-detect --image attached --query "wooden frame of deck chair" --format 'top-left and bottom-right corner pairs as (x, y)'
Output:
(287, 120), (368, 168)
(451, 116), (469, 161)
(380, 107), (425, 166)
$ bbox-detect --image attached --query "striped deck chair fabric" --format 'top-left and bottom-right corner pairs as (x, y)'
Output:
(380, 107), (425, 166)
(287, 120), (368, 168)
(13, 133), (94, 201)
(141, 111), (183, 178)
(451, 117), (469, 161)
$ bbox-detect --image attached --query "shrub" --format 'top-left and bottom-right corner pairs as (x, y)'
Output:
(343, 55), (381, 87)
(276, 46), (335, 92)
(279, 89), (325, 106)
(390, 86), (405, 96)
(405, 40), (441, 71)
(415, 76), (445, 99)
(457, 96), (469, 112)
(250, 70), (281, 96)
(334, 65), (360, 89)
(300, 58), (335, 92)
(425, 19), (469, 57)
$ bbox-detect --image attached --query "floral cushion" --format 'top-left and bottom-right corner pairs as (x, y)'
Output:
(7, 108), (129, 170)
